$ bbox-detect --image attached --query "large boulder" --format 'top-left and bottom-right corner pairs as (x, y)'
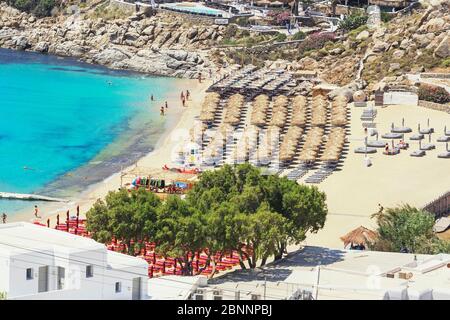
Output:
(434, 35), (449, 58)
(356, 30), (370, 41)
(93, 48), (131, 65)
(372, 40), (388, 53)
(419, 17), (447, 33)
(298, 57), (319, 71)
(34, 41), (49, 52)
(12, 35), (29, 50)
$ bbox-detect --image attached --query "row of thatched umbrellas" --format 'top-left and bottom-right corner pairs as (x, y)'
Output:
(298, 127), (325, 163)
(291, 95), (308, 128)
(202, 123), (234, 161)
(330, 95), (349, 127)
(199, 92), (221, 123)
(311, 94), (328, 127)
(269, 95), (289, 128)
(320, 127), (347, 162)
(250, 94), (270, 127)
(224, 94), (245, 126)
(258, 126), (281, 162)
(280, 126), (304, 162)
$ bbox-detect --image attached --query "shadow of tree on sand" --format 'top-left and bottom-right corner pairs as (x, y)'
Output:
(209, 246), (345, 285)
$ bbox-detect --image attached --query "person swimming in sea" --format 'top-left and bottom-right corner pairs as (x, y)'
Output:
(23, 166), (35, 171)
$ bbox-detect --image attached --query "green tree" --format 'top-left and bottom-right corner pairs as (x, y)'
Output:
(188, 164), (328, 266)
(370, 205), (450, 254)
(86, 188), (161, 255)
(155, 196), (207, 275)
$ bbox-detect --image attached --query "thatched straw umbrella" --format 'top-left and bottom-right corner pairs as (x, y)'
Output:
(340, 226), (378, 249)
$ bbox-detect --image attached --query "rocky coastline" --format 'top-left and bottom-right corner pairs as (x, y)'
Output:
(0, 3), (225, 78)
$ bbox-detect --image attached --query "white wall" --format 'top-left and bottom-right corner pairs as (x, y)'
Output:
(383, 92), (418, 106)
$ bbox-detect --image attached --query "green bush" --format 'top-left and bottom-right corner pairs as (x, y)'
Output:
(441, 58), (450, 68)
(275, 33), (287, 42)
(338, 14), (368, 32)
(418, 84), (450, 104)
(381, 11), (394, 23)
(292, 31), (306, 41)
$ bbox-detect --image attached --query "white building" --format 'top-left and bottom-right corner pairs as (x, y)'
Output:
(0, 222), (148, 300)
(151, 246), (450, 300)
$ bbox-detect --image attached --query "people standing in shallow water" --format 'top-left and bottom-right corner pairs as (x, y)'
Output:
(150, 94), (154, 101)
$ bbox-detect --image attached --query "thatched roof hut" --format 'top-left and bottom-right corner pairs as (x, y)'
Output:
(340, 226), (378, 248)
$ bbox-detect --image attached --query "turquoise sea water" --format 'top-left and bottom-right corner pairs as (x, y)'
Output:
(0, 49), (176, 214)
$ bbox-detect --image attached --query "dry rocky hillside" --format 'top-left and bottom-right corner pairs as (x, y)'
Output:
(0, 3), (227, 77)
(0, 1), (448, 85)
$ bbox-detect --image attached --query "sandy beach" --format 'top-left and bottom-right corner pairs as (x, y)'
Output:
(9, 78), (212, 225)
(7, 82), (449, 253)
(303, 102), (450, 249)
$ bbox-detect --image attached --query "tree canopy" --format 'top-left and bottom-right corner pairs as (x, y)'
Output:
(370, 205), (450, 254)
(86, 164), (328, 275)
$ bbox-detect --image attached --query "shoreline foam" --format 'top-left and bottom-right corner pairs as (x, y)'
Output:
(9, 78), (211, 224)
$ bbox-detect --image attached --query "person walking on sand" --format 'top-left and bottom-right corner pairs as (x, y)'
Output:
(180, 91), (184, 101)
(34, 205), (41, 219)
(2, 213), (6, 224)
(198, 72), (202, 83)
(182, 97), (186, 107)
(165, 101), (168, 109)
(160, 106), (165, 116)
(186, 90), (190, 100)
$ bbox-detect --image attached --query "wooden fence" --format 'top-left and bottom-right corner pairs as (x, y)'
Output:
(423, 191), (450, 219)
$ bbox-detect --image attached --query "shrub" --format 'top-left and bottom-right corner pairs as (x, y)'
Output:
(6, 0), (59, 17)
(267, 10), (291, 26)
(275, 32), (287, 42)
(298, 32), (336, 54)
(381, 11), (394, 23)
(224, 24), (238, 39)
(292, 31), (306, 41)
(418, 84), (450, 104)
(441, 58), (450, 68)
(338, 14), (368, 32)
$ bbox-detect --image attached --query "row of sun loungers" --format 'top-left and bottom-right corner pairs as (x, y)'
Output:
(361, 107), (377, 121)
